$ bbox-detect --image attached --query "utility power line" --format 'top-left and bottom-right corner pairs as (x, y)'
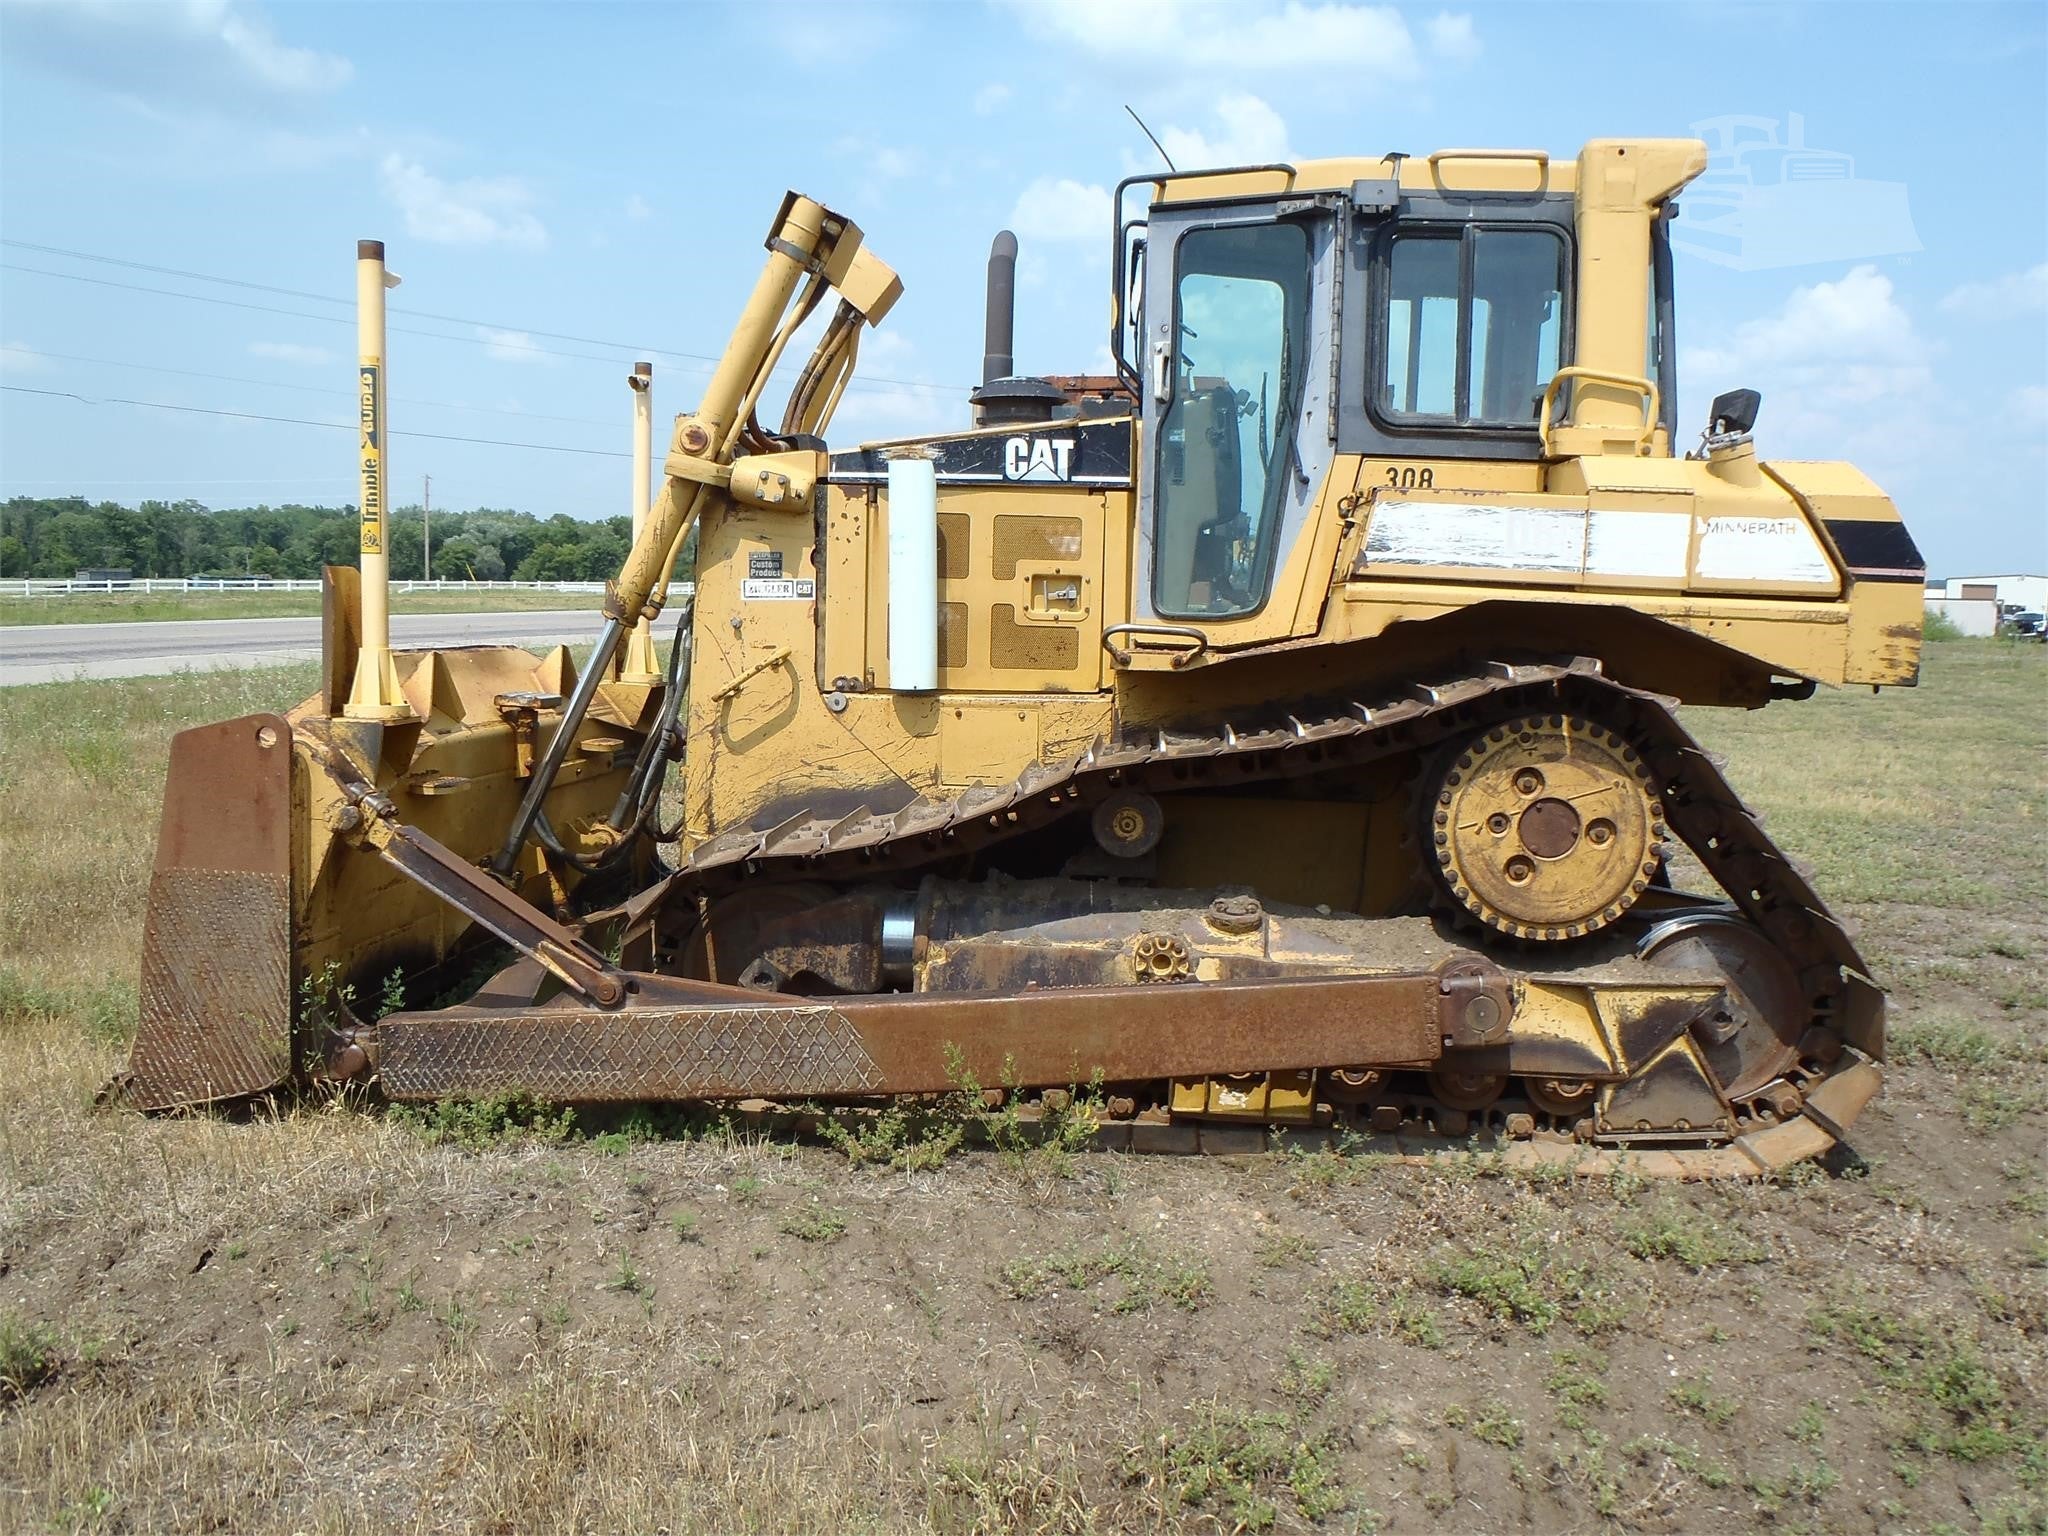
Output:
(0, 345), (615, 429)
(1, 239), (970, 394)
(1, 263), (668, 367)
(2, 384), (630, 458)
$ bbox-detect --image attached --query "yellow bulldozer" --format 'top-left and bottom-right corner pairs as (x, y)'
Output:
(116, 139), (1926, 1174)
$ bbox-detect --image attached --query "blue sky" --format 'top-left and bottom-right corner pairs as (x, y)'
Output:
(1, 0), (2042, 577)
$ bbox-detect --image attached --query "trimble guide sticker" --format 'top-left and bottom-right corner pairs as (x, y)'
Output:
(357, 361), (384, 555)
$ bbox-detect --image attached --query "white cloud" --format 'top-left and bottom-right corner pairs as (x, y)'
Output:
(1425, 11), (1480, 62)
(2011, 385), (2048, 430)
(973, 82), (1014, 116)
(1009, 177), (1113, 243)
(477, 327), (550, 364)
(5, 0), (351, 110)
(1938, 262), (2048, 318)
(0, 344), (51, 375)
(1159, 95), (1291, 169)
(1684, 265), (1930, 410)
(832, 137), (917, 183)
(213, 5), (352, 92)
(1018, 0), (1428, 79)
(379, 154), (546, 248)
(624, 193), (652, 222)
(828, 382), (953, 446)
(247, 341), (332, 367)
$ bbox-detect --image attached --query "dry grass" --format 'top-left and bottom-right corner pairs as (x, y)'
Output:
(0, 643), (2044, 1534)
(0, 590), (598, 627)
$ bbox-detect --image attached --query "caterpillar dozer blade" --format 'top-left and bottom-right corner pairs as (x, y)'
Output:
(115, 143), (1924, 1175)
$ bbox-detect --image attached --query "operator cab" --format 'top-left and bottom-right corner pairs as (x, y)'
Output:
(1115, 155), (1680, 633)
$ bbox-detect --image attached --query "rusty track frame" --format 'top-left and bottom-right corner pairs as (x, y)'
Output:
(369, 968), (1453, 1101)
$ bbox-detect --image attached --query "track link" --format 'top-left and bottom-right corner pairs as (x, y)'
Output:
(664, 658), (1882, 1176)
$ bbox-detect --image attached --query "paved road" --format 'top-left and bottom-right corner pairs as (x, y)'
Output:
(0, 610), (605, 686)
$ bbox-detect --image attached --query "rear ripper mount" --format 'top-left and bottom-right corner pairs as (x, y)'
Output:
(121, 657), (1883, 1179)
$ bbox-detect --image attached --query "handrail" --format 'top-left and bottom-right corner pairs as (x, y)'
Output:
(1537, 366), (1661, 457)
(1426, 148), (1551, 172)
(1101, 622), (1210, 670)
(1109, 163), (1300, 387)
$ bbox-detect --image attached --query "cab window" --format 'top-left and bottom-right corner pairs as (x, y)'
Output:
(1153, 221), (1311, 618)
(1379, 226), (1567, 427)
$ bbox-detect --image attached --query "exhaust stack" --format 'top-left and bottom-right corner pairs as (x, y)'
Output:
(970, 230), (1062, 426)
(981, 229), (1017, 386)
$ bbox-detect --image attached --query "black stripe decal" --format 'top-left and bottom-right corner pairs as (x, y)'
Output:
(1824, 518), (1926, 581)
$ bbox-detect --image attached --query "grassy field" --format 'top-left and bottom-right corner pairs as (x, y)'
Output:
(0, 643), (2042, 1534)
(0, 589), (601, 626)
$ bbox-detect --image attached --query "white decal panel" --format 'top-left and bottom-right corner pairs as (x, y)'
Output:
(1365, 501), (1585, 574)
(1364, 501), (1692, 584)
(1694, 516), (1834, 586)
(741, 577), (815, 601)
(1585, 510), (1690, 579)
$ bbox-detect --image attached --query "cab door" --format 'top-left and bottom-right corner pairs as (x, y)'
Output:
(1131, 200), (1341, 651)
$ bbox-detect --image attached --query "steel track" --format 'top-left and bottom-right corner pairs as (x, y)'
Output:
(663, 657), (1883, 1175)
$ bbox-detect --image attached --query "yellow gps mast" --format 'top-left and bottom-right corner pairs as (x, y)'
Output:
(345, 238), (415, 722)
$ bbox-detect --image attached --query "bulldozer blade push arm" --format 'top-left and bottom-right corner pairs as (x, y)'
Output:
(370, 820), (629, 1008)
(367, 969), (1455, 1102)
(492, 193), (887, 878)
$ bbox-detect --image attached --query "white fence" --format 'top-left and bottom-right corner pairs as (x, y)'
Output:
(1, 577), (610, 598)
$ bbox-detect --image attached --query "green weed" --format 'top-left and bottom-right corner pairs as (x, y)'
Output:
(1810, 1290), (2034, 1464)
(0, 1313), (59, 1400)
(777, 1199), (848, 1244)
(1000, 1239), (1212, 1314)
(1306, 1278), (1444, 1349)
(1432, 1236), (1621, 1336)
(389, 1092), (575, 1150)
(1547, 1348), (1609, 1432)
(1625, 1434), (1734, 1490)
(1144, 1402), (1351, 1529)
(1669, 1374), (1740, 1427)
(1619, 1200), (1766, 1268)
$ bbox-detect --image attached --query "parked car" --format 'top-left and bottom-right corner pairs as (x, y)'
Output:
(2004, 611), (2046, 640)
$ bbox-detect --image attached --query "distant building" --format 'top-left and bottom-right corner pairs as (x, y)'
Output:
(1941, 574), (2047, 612)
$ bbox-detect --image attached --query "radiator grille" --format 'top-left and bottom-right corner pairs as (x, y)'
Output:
(992, 515), (1082, 580)
(990, 604), (1078, 670)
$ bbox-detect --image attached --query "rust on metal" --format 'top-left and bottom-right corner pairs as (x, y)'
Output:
(121, 713), (296, 1109)
(370, 968), (1447, 1101)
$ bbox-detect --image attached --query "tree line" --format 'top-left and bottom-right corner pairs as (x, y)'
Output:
(0, 497), (656, 582)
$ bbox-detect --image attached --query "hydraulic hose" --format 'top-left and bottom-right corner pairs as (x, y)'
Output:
(534, 601), (692, 878)
(491, 615), (624, 876)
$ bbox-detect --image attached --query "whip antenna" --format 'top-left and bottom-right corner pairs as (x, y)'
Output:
(1124, 105), (1177, 172)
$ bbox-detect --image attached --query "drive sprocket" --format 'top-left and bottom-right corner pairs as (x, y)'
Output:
(1424, 714), (1666, 940)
